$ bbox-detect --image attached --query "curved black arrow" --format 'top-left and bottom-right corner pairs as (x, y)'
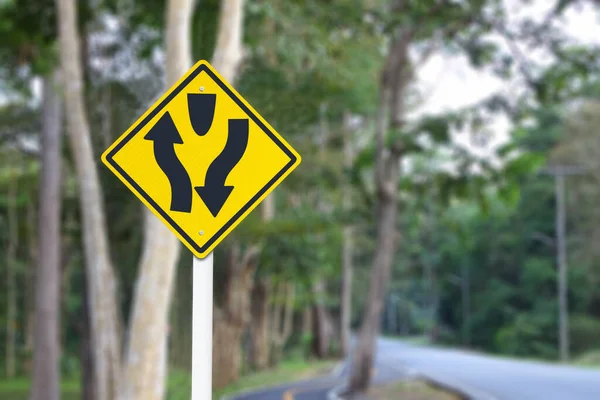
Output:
(144, 112), (192, 213)
(188, 93), (216, 136)
(195, 119), (249, 217)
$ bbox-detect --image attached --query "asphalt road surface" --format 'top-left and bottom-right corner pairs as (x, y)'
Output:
(378, 337), (600, 400)
(228, 338), (600, 400)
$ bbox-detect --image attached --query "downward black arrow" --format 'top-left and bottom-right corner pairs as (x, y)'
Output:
(195, 119), (249, 217)
(144, 112), (192, 213)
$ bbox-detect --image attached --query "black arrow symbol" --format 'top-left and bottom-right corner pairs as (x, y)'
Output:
(144, 112), (193, 213)
(195, 119), (249, 217)
(188, 93), (216, 136)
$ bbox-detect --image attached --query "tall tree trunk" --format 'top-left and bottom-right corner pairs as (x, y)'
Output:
(209, 0), (249, 389)
(55, 1), (122, 399)
(311, 281), (334, 358)
(249, 278), (271, 370)
(302, 307), (312, 337)
(421, 238), (439, 341)
(118, 1), (194, 398)
(211, 0), (246, 83)
(248, 195), (275, 371)
(80, 266), (96, 400)
(301, 306), (312, 358)
(311, 104), (334, 358)
(340, 111), (355, 356)
(428, 266), (440, 342)
(347, 25), (412, 393)
(6, 159), (18, 379)
(29, 70), (63, 400)
(270, 282), (295, 366)
(24, 194), (37, 361)
(461, 259), (471, 347)
(60, 225), (75, 358)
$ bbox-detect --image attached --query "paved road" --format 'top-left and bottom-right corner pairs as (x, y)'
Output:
(229, 337), (600, 400)
(377, 337), (600, 400)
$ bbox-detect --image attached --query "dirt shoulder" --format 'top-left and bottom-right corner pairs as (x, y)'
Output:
(368, 379), (463, 400)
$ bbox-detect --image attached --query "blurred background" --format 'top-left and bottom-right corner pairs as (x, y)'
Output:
(1, 0), (600, 399)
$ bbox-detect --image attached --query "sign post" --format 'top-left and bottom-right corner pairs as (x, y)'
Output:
(101, 59), (300, 399)
(192, 253), (213, 399)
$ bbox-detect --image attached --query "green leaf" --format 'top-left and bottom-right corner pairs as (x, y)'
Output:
(498, 182), (521, 208)
(504, 152), (546, 178)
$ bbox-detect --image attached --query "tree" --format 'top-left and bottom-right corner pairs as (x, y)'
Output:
(55, 1), (122, 398)
(346, 26), (405, 390)
(29, 70), (63, 400)
(5, 154), (18, 379)
(340, 111), (356, 356)
(118, 0), (194, 398)
(346, 0), (600, 393)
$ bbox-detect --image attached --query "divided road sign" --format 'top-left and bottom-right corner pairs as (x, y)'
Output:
(101, 60), (301, 258)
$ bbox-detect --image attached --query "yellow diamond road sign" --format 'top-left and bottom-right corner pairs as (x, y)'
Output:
(101, 60), (301, 258)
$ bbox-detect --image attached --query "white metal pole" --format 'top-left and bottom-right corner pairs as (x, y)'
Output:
(192, 252), (213, 399)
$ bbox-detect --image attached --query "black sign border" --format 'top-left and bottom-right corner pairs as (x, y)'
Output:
(104, 63), (297, 255)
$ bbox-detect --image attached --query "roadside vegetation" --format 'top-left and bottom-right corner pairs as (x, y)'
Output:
(0, 355), (337, 400)
(576, 350), (600, 369)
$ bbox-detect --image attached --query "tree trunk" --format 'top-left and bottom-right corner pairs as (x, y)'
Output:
(248, 193), (275, 371)
(421, 241), (439, 342)
(249, 278), (271, 370)
(60, 226), (76, 356)
(311, 104), (334, 359)
(270, 282), (295, 366)
(118, 1), (194, 398)
(24, 194), (37, 361)
(302, 307), (312, 337)
(347, 169), (398, 391)
(340, 111), (355, 356)
(213, 245), (260, 389)
(429, 267), (440, 343)
(80, 266), (96, 400)
(29, 70), (63, 400)
(6, 158), (18, 379)
(347, 25), (412, 393)
(555, 173), (570, 362)
(55, 1), (122, 399)
(311, 281), (334, 358)
(211, 0), (246, 83)
(461, 259), (471, 347)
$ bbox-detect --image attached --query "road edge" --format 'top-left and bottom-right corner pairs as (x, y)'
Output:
(409, 368), (499, 400)
(327, 363), (498, 400)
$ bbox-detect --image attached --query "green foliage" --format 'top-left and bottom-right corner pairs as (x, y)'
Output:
(495, 310), (558, 360)
(0, 0), (58, 80)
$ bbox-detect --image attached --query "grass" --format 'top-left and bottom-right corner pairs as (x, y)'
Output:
(368, 379), (462, 400)
(0, 357), (337, 400)
(383, 335), (432, 346)
(163, 356), (339, 400)
(0, 378), (80, 400)
(575, 350), (600, 368)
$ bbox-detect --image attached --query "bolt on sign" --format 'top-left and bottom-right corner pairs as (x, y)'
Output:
(102, 60), (301, 258)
